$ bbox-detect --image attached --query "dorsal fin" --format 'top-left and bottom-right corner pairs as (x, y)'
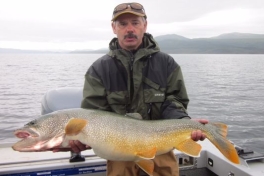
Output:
(210, 122), (228, 137)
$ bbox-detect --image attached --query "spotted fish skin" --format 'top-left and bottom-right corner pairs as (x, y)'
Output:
(12, 108), (239, 176)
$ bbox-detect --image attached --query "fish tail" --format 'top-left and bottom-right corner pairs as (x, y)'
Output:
(205, 122), (240, 164)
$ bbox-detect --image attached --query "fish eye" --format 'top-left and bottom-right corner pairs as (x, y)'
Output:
(26, 120), (36, 126)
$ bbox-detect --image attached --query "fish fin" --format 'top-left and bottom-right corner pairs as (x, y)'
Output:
(65, 118), (87, 136)
(125, 113), (143, 120)
(49, 132), (65, 147)
(135, 147), (157, 159)
(176, 139), (201, 157)
(206, 122), (240, 164)
(207, 134), (240, 164)
(136, 159), (154, 176)
(210, 122), (228, 137)
(212, 138), (240, 164)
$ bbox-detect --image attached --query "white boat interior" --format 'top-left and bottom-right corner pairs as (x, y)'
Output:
(1, 87), (264, 176)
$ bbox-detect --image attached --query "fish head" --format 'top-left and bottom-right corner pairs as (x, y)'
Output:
(12, 113), (69, 152)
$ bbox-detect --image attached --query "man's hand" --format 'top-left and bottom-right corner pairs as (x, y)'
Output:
(191, 119), (208, 141)
(52, 140), (91, 153)
(70, 140), (91, 153)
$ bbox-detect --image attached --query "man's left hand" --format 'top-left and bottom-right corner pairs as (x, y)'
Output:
(191, 119), (208, 141)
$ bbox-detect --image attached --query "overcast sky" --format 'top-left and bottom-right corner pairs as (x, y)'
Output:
(0, 0), (264, 51)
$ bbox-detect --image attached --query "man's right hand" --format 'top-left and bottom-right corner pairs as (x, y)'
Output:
(52, 140), (91, 153)
(70, 140), (91, 153)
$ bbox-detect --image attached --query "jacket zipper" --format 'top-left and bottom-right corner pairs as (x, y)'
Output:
(130, 56), (134, 71)
(129, 55), (134, 107)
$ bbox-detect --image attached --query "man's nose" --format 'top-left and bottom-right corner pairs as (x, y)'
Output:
(126, 23), (134, 32)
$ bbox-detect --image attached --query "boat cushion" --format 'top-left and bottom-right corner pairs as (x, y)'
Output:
(41, 87), (83, 115)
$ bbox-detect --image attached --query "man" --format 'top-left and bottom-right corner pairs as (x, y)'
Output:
(73, 2), (207, 176)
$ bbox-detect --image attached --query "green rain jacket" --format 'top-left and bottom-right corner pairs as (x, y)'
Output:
(81, 33), (190, 120)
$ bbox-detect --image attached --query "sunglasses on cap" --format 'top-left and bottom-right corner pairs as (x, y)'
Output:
(114, 3), (145, 13)
(112, 2), (146, 21)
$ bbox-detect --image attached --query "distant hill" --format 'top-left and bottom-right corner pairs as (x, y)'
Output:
(212, 32), (264, 39)
(70, 49), (108, 54)
(155, 32), (264, 54)
(154, 34), (189, 41)
(0, 48), (35, 53)
(0, 48), (69, 54)
(1, 32), (264, 54)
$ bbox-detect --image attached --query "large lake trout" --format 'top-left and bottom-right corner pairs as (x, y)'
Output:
(12, 108), (239, 175)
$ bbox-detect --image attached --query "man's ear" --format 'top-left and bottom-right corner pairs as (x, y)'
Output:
(144, 20), (148, 33)
(112, 22), (117, 34)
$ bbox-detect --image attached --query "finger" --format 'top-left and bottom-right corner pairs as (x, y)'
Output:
(195, 132), (207, 141)
(192, 119), (209, 124)
(196, 130), (202, 140)
(198, 119), (209, 124)
(195, 130), (202, 141)
(191, 131), (198, 141)
(192, 130), (206, 141)
(200, 133), (207, 141)
(70, 140), (81, 153)
(74, 140), (87, 151)
(86, 145), (92, 149)
(52, 148), (60, 153)
(70, 140), (88, 152)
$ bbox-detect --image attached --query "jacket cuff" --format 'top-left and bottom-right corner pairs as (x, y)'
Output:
(180, 116), (191, 119)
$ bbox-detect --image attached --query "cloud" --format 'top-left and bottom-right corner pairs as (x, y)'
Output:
(0, 0), (264, 50)
(148, 7), (264, 38)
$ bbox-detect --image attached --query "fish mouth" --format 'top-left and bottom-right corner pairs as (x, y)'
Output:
(12, 128), (41, 151)
(12, 128), (66, 152)
(14, 128), (39, 139)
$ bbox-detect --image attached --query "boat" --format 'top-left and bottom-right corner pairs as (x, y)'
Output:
(1, 87), (264, 176)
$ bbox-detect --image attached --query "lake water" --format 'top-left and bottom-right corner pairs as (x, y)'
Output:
(0, 54), (264, 154)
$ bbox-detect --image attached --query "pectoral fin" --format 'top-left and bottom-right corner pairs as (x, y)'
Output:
(136, 159), (154, 176)
(135, 147), (157, 159)
(176, 139), (201, 157)
(65, 118), (87, 136)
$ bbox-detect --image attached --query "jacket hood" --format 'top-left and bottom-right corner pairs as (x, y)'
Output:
(108, 33), (160, 57)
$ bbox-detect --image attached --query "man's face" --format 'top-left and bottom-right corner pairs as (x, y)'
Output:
(112, 13), (147, 51)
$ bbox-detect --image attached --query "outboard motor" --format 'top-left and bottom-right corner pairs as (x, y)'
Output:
(41, 87), (85, 162)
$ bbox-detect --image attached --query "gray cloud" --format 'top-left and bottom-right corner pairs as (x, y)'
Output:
(0, 0), (263, 50)
(143, 0), (264, 23)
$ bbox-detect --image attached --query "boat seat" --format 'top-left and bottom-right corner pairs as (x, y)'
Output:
(41, 87), (83, 115)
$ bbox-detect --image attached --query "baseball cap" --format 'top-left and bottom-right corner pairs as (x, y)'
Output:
(112, 2), (147, 21)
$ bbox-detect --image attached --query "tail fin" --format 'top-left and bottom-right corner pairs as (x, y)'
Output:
(206, 122), (240, 164)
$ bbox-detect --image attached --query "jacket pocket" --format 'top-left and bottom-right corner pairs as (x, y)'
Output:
(143, 77), (165, 103)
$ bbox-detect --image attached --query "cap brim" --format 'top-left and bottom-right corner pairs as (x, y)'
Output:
(112, 10), (145, 21)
